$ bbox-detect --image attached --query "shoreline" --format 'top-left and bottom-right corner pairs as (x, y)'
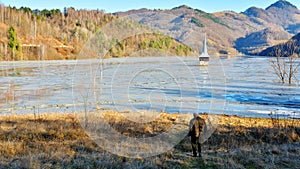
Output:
(1, 109), (299, 120)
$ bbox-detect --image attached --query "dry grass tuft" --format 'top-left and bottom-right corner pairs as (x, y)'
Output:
(102, 111), (179, 136)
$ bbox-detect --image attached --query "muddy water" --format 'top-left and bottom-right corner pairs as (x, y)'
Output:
(0, 56), (299, 118)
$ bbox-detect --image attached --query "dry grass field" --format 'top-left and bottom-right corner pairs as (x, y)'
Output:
(0, 111), (299, 168)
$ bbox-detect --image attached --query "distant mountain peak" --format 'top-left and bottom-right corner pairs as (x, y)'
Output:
(171, 5), (193, 10)
(291, 32), (300, 40)
(266, 0), (297, 10)
(243, 6), (266, 17)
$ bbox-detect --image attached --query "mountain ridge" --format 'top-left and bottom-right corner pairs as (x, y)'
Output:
(117, 0), (300, 55)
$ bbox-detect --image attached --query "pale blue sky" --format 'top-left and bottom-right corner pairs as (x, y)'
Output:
(0, 0), (299, 13)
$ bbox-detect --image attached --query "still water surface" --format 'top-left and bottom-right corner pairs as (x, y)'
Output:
(0, 56), (299, 118)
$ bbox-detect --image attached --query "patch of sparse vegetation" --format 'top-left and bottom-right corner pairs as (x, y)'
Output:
(190, 17), (204, 27)
(194, 9), (232, 30)
(105, 33), (195, 58)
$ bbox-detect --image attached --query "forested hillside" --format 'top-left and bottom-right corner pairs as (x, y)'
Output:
(0, 6), (194, 61)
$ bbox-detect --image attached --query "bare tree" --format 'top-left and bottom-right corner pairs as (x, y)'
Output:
(287, 54), (300, 84)
(271, 48), (286, 83)
(270, 41), (300, 84)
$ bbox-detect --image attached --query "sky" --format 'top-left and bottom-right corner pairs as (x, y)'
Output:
(0, 0), (300, 13)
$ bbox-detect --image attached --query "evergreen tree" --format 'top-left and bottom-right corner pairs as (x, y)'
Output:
(7, 25), (22, 60)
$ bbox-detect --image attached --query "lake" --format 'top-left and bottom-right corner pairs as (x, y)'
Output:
(0, 56), (299, 118)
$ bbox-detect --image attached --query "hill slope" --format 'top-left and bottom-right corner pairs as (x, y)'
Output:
(235, 0), (300, 54)
(117, 0), (300, 55)
(0, 6), (194, 61)
(259, 33), (300, 57)
(235, 27), (292, 54)
(118, 6), (265, 55)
